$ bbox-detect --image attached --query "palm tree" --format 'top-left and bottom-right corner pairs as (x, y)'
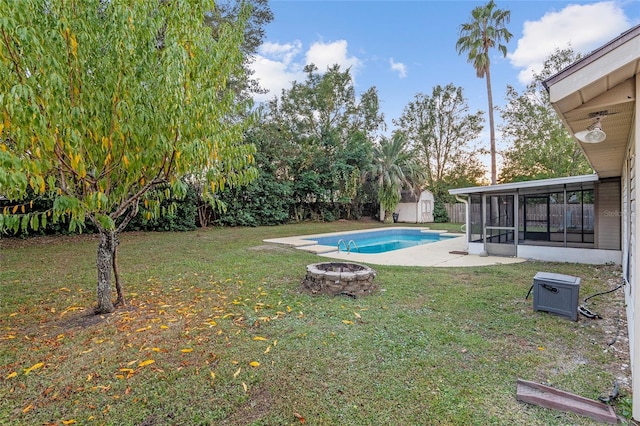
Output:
(456, 0), (512, 185)
(370, 133), (424, 222)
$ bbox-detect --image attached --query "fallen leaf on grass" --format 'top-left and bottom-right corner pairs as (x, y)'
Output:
(62, 420), (76, 425)
(135, 326), (152, 332)
(138, 359), (155, 367)
(6, 371), (17, 379)
(60, 306), (83, 317)
(249, 361), (260, 367)
(253, 336), (268, 341)
(24, 362), (44, 374)
(242, 382), (248, 392)
(293, 412), (306, 423)
(233, 367), (241, 378)
(354, 312), (361, 319)
(22, 404), (33, 414)
(264, 345), (271, 354)
(180, 348), (193, 353)
(342, 320), (354, 325)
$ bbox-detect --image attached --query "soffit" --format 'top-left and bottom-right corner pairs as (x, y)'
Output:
(544, 26), (640, 178)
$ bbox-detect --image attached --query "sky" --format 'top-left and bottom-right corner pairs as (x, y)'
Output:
(248, 0), (640, 163)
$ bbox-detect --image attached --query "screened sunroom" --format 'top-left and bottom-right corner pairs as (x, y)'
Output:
(449, 174), (622, 264)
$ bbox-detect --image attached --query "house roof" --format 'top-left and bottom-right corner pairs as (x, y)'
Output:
(542, 24), (640, 178)
(448, 174), (599, 195)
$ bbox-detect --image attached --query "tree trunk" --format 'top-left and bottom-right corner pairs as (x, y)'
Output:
(113, 240), (126, 307)
(197, 203), (210, 228)
(95, 230), (116, 314)
(485, 66), (497, 185)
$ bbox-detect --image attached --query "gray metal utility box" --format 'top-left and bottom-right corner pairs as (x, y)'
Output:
(533, 272), (581, 321)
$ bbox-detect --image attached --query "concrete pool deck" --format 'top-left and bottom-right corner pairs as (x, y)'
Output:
(263, 227), (526, 268)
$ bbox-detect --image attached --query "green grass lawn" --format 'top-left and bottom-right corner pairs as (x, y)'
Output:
(0, 222), (632, 425)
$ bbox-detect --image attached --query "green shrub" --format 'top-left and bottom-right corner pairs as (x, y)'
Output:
(433, 198), (449, 223)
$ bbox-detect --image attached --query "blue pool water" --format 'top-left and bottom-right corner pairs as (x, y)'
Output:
(306, 229), (455, 254)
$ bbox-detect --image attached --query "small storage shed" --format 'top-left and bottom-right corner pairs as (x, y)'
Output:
(395, 190), (434, 223)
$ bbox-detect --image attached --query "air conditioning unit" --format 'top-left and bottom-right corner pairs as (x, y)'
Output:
(533, 272), (581, 321)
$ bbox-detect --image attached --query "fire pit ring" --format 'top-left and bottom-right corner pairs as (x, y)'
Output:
(302, 262), (377, 297)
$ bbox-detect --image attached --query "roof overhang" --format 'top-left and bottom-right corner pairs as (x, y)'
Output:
(449, 174), (599, 195)
(542, 24), (640, 178)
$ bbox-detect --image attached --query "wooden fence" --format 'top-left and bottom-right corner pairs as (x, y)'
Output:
(444, 203), (466, 223)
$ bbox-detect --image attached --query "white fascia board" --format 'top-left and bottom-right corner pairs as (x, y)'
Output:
(548, 35), (640, 103)
(448, 174), (600, 195)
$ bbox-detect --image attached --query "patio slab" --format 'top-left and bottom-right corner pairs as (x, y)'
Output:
(264, 228), (526, 268)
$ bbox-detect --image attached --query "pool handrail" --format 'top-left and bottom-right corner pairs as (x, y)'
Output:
(337, 239), (360, 254)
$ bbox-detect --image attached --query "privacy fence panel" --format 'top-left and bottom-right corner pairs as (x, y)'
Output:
(444, 203), (466, 223)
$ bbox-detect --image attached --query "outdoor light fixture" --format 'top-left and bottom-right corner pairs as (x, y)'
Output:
(574, 116), (606, 144)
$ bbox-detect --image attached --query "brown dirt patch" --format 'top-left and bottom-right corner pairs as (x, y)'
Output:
(577, 266), (631, 399)
(51, 304), (140, 331)
(219, 386), (275, 426)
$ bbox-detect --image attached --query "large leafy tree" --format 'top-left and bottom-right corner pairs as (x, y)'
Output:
(456, 0), (512, 185)
(370, 133), (424, 222)
(0, 1), (257, 314)
(263, 64), (383, 221)
(394, 83), (485, 198)
(204, 0), (273, 102)
(499, 48), (592, 182)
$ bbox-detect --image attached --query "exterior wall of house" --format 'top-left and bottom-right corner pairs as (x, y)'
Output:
(517, 245), (621, 264)
(595, 179), (622, 249)
(625, 74), (639, 419)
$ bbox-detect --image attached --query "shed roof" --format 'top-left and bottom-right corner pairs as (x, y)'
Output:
(399, 189), (432, 203)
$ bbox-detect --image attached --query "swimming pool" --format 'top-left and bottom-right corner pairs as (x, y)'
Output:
(305, 228), (455, 254)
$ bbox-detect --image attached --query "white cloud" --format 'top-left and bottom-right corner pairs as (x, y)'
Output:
(305, 40), (362, 74)
(509, 1), (630, 84)
(260, 41), (303, 64)
(250, 41), (306, 102)
(250, 39), (362, 102)
(389, 58), (407, 78)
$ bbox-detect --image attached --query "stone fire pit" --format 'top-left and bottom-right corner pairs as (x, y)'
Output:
(302, 262), (377, 297)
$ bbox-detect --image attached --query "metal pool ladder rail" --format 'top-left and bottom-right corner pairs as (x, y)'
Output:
(337, 239), (360, 254)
